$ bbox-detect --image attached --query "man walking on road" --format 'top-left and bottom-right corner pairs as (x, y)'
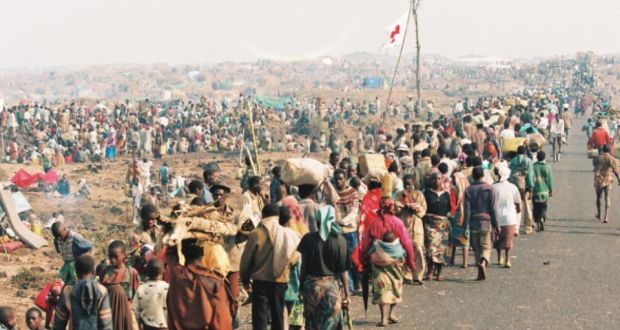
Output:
(532, 151), (553, 232)
(588, 121), (611, 152)
(464, 166), (498, 281)
(593, 145), (620, 223)
(561, 106), (573, 143)
(509, 146), (535, 234)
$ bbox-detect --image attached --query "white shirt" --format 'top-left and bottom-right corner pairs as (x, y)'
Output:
(132, 280), (169, 328)
(500, 129), (515, 140)
(492, 180), (521, 226)
(550, 119), (565, 135)
(537, 117), (549, 130)
(139, 161), (153, 177)
(454, 102), (464, 113)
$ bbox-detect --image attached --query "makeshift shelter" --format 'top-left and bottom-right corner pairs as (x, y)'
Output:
(0, 188), (47, 249)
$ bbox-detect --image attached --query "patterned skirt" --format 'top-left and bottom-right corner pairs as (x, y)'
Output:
(423, 216), (452, 264)
(371, 262), (404, 305)
(301, 275), (343, 330)
(449, 209), (470, 248)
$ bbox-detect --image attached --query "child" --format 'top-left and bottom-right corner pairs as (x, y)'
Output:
(98, 240), (140, 330)
(53, 254), (113, 330)
(25, 308), (45, 330)
(0, 306), (17, 330)
(132, 258), (169, 330)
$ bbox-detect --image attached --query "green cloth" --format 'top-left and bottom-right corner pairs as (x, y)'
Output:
(284, 261), (301, 303)
(58, 260), (77, 285)
(509, 155), (535, 190)
(533, 161), (553, 202)
(316, 205), (341, 241)
(368, 240), (405, 259)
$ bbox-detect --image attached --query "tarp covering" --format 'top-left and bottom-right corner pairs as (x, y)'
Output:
(253, 96), (292, 110)
(11, 168), (59, 188)
(362, 77), (383, 89)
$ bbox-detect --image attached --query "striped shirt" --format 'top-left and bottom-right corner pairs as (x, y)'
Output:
(59, 232), (84, 262)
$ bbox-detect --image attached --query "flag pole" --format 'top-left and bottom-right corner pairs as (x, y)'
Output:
(382, 0), (413, 126)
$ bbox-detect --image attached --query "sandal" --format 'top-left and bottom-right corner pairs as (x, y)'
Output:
(389, 317), (400, 324)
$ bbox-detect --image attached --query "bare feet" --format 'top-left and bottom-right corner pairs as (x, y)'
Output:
(389, 317), (399, 324)
(477, 262), (487, 281)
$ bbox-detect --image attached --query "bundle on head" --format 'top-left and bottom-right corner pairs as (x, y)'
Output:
(160, 201), (238, 247)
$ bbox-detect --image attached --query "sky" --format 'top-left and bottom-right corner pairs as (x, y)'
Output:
(0, 0), (619, 68)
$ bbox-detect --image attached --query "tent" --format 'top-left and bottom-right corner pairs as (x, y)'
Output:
(11, 168), (59, 188)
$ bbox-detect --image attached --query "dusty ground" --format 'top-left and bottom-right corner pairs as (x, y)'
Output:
(0, 145), (333, 324)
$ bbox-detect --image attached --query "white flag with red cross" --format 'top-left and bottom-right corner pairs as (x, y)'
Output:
(381, 11), (410, 51)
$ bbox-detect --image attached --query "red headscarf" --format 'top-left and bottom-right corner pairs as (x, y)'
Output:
(281, 196), (308, 236)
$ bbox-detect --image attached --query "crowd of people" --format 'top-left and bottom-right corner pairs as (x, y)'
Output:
(0, 56), (617, 330)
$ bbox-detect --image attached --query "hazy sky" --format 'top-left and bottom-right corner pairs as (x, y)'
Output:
(1, 0), (619, 68)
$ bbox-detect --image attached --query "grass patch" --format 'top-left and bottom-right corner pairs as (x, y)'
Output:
(11, 267), (55, 290)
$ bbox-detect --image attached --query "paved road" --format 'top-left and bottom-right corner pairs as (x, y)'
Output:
(344, 118), (620, 329)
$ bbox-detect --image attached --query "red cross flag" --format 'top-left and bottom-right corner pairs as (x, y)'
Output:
(381, 11), (410, 51)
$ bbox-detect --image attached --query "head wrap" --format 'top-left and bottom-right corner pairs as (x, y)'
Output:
(316, 205), (341, 241)
(378, 197), (395, 216)
(498, 166), (511, 182)
(281, 196), (308, 236)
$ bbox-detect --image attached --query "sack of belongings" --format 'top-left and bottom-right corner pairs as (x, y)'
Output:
(359, 153), (386, 176)
(280, 158), (330, 186)
(528, 133), (546, 149)
(501, 137), (528, 153)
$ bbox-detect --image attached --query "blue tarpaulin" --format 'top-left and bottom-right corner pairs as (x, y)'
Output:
(362, 77), (383, 89)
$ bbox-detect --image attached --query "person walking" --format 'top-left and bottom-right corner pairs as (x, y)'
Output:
(492, 167), (521, 267)
(297, 205), (351, 330)
(53, 255), (113, 330)
(395, 174), (427, 284)
(588, 121), (611, 153)
(360, 197), (414, 327)
(532, 151), (554, 231)
(561, 106), (573, 143)
(509, 146), (535, 234)
(464, 166), (498, 281)
(240, 204), (301, 330)
(422, 173), (451, 281)
(593, 145), (620, 223)
(166, 239), (232, 330)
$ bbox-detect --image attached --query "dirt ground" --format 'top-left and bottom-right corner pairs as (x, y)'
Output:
(0, 145), (333, 326)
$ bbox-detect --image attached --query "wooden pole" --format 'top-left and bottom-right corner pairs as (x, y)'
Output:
(246, 100), (261, 176)
(413, 0), (422, 112)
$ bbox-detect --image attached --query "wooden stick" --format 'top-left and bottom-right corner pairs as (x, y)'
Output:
(246, 100), (262, 176)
